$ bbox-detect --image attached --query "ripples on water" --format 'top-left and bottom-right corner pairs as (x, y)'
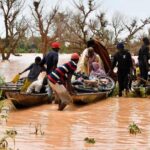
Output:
(0, 54), (150, 150)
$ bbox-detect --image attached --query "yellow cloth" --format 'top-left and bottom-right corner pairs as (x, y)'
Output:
(21, 78), (32, 92)
(136, 67), (140, 76)
(12, 74), (20, 83)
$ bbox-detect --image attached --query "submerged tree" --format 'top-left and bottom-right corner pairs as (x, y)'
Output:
(0, 0), (27, 60)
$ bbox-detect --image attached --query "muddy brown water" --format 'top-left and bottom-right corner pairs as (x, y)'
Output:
(0, 54), (150, 150)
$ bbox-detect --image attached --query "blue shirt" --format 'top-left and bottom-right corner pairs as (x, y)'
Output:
(41, 50), (58, 74)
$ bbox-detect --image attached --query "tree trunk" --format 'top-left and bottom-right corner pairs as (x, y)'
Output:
(1, 52), (11, 60)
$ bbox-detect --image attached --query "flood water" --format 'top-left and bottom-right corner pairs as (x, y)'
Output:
(0, 54), (150, 150)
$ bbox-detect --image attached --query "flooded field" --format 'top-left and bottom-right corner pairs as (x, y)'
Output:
(0, 54), (150, 150)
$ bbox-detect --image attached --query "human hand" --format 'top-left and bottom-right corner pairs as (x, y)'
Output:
(69, 90), (77, 95)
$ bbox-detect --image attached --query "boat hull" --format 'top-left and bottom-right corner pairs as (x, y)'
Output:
(72, 92), (108, 104)
(5, 92), (52, 108)
(0, 83), (22, 97)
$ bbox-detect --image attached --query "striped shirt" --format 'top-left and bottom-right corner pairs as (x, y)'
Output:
(48, 60), (77, 84)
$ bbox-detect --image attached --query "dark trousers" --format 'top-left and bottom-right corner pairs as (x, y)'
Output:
(139, 65), (148, 81)
(118, 70), (129, 96)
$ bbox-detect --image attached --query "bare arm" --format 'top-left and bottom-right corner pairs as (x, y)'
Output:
(19, 64), (33, 75)
(66, 73), (75, 94)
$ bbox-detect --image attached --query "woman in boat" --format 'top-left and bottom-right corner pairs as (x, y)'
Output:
(19, 56), (42, 92)
(78, 47), (103, 76)
(48, 53), (80, 111)
(90, 62), (106, 79)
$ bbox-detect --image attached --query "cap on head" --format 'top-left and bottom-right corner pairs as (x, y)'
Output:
(117, 42), (124, 49)
(51, 42), (60, 49)
(71, 53), (79, 60)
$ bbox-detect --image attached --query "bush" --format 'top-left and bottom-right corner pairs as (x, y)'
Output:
(0, 76), (5, 86)
(128, 87), (148, 98)
(109, 83), (119, 97)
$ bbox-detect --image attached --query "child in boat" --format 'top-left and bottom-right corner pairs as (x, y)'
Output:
(90, 62), (106, 79)
(26, 71), (47, 94)
(19, 56), (42, 92)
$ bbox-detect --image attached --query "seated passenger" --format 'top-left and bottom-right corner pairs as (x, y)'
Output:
(77, 47), (103, 76)
(90, 62), (106, 79)
(26, 71), (47, 93)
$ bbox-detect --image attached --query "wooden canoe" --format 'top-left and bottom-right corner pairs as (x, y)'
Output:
(0, 82), (23, 97)
(72, 91), (109, 104)
(5, 92), (52, 108)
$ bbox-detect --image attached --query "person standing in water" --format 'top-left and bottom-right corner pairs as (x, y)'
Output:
(138, 37), (150, 86)
(112, 42), (132, 96)
(48, 53), (80, 111)
(40, 42), (60, 74)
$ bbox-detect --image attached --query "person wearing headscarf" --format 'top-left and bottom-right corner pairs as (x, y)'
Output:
(90, 62), (106, 77)
(90, 62), (106, 78)
(77, 47), (103, 76)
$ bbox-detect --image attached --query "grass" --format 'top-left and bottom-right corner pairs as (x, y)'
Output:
(0, 76), (5, 86)
(0, 129), (17, 150)
(84, 137), (96, 144)
(109, 82), (149, 98)
(129, 122), (141, 135)
(128, 87), (148, 98)
(29, 123), (44, 135)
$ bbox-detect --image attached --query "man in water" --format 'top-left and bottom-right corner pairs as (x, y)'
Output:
(41, 42), (60, 74)
(112, 42), (132, 96)
(48, 53), (80, 111)
(138, 37), (150, 86)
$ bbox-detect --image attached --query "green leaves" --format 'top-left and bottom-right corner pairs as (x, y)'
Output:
(0, 76), (5, 86)
(129, 122), (141, 135)
(5, 129), (17, 139)
(84, 137), (96, 144)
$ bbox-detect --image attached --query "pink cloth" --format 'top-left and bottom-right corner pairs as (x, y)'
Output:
(90, 62), (106, 77)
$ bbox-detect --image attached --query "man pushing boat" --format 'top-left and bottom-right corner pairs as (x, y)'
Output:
(47, 53), (80, 111)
